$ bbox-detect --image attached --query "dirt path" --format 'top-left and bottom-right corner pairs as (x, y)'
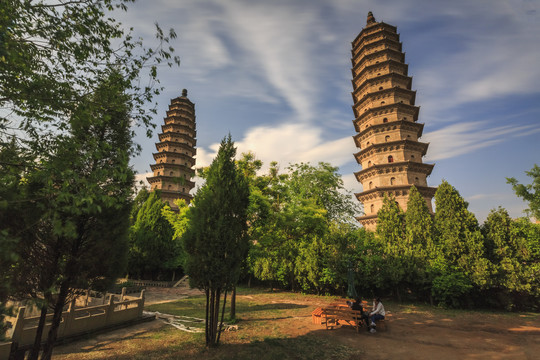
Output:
(314, 309), (540, 360)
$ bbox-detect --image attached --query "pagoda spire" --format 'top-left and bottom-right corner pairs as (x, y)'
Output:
(366, 11), (376, 25)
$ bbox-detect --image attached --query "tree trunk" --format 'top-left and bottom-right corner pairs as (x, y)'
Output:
(230, 286), (236, 320)
(205, 288), (210, 346)
(217, 289), (228, 345)
(40, 280), (70, 360)
(209, 288), (221, 347)
(28, 305), (48, 360)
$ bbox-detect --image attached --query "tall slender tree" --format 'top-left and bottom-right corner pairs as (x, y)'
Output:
(375, 194), (406, 300)
(182, 135), (250, 347)
(433, 180), (489, 307)
(405, 186), (436, 299)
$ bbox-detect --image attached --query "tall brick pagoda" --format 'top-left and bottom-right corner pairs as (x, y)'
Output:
(147, 89), (196, 208)
(351, 12), (436, 230)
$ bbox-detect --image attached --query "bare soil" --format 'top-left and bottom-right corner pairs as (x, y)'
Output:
(53, 287), (540, 360)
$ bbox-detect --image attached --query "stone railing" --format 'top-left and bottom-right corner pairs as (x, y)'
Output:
(126, 279), (176, 288)
(1, 290), (146, 360)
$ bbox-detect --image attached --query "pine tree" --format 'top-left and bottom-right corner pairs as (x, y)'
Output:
(182, 135), (250, 347)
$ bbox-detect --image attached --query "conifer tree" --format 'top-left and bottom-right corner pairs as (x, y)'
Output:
(128, 191), (178, 280)
(433, 180), (489, 306)
(182, 135), (250, 347)
(375, 194), (406, 300)
(405, 186), (435, 298)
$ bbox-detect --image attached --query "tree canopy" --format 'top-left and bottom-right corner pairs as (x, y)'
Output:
(507, 164), (540, 220)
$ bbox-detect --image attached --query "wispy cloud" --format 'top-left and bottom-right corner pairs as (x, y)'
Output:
(424, 121), (538, 161)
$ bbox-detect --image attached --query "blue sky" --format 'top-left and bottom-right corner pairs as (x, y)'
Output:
(119, 0), (540, 223)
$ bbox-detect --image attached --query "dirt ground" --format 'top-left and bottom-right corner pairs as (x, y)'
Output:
(143, 285), (203, 305)
(54, 287), (540, 359)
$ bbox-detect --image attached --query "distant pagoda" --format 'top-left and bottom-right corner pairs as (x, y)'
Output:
(147, 89), (196, 208)
(351, 12), (436, 231)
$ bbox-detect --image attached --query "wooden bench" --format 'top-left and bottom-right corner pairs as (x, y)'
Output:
(321, 307), (366, 333)
(372, 313), (391, 332)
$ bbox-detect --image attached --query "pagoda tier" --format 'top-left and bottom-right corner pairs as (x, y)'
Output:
(147, 89), (197, 208)
(351, 12), (436, 231)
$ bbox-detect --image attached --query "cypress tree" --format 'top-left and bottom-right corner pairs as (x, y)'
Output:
(182, 135), (250, 347)
(405, 186), (435, 300)
(376, 194), (406, 301)
(433, 180), (489, 306)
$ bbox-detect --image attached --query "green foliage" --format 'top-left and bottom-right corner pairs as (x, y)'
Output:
(182, 135), (250, 346)
(434, 180), (490, 291)
(128, 191), (178, 280)
(247, 160), (360, 293)
(0, 0), (179, 143)
(162, 198), (191, 241)
(375, 194), (407, 297)
(285, 162), (359, 223)
(405, 186), (436, 295)
(481, 208), (540, 309)
(431, 272), (473, 308)
(507, 164), (540, 220)
(1, 1), (179, 356)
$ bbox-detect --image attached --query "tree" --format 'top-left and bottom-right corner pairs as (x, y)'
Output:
(1, 0), (179, 142)
(248, 161), (360, 292)
(1, 1), (179, 357)
(433, 180), (489, 307)
(507, 164), (540, 220)
(375, 194), (407, 300)
(481, 207), (534, 309)
(10, 70), (134, 360)
(128, 190), (178, 280)
(182, 135), (250, 347)
(404, 186), (436, 300)
(161, 198), (191, 280)
(285, 162), (359, 223)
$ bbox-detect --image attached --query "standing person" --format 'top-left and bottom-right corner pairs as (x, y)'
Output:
(348, 297), (370, 331)
(369, 298), (385, 333)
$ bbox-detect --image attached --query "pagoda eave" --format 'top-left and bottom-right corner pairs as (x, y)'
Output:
(150, 162), (195, 172)
(355, 185), (437, 201)
(353, 102), (420, 127)
(353, 139), (429, 161)
(354, 161), (435, 183)
(353, 120), (424, 143)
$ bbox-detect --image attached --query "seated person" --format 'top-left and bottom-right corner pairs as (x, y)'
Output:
(369, 297), (385, 333)
(348, 297), (370, 331)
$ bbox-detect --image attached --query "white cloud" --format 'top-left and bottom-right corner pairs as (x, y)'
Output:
(234, 122), (355, 170)
(134, 171), (152, 190)
(424, 121), (538, 161)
